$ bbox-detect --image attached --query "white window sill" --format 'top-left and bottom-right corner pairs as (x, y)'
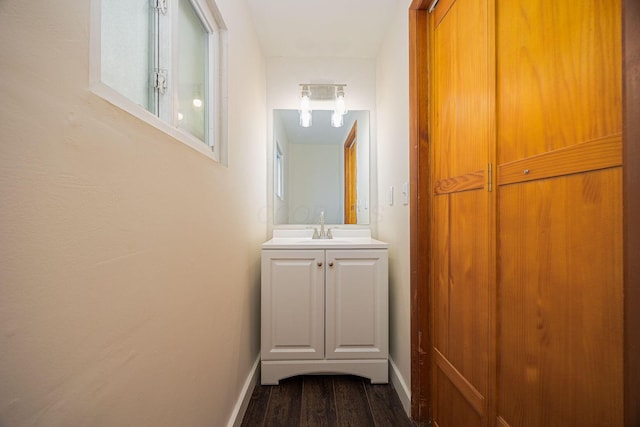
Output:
(90, 82), (219, 163)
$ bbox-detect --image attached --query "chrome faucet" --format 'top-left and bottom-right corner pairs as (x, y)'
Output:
(312, 211), (332, 239)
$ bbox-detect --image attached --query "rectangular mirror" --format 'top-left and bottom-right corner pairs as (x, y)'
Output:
(273, 109), (370, 225)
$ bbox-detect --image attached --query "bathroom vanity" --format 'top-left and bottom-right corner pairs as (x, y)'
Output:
(260, 229), (388, 385)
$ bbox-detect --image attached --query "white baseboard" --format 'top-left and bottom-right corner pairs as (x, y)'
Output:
(227, 355), (260, 427)
(389, 357), (411, 417)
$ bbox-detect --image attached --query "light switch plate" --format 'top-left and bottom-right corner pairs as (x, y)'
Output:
(388, 186), (394, 206)
(402, 182), (409, 205)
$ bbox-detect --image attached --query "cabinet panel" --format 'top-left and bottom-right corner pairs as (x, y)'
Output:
(325, 250), (388, 360)
(261, 250), (325, 360)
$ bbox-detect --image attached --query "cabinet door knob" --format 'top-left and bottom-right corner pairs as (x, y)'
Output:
(328, 261), (334, 267)
(317, 261), (323, 267)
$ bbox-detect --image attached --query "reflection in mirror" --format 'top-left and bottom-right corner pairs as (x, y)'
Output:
(273, 109), (370, 225)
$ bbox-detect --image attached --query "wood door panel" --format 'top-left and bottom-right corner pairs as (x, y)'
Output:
(432, 195), (451, 357)
(497, 169), (623, 427)
(432, 189), (490, 420)
(446, 189), (489, 394)
(432, 0), (491, 181)
(497, 0), (622, 164)
(434, 368), (483, 427)
(344, 122), (357, 224)
(433, 0), (456, 28)
(430, 0), (493, 424)
(435, 348), (485, 416)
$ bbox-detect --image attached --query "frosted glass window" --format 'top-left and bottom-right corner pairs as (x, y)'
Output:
(177, 0), (208, 143)
(101, 0), (152, 111)
(93, 0), (227, 163)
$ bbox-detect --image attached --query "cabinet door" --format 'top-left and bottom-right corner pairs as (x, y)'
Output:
(496, 1), (623, 425)
(429, 0), (494, 425)
(325, 249), (388, 360)
(261, 250), (325, 360)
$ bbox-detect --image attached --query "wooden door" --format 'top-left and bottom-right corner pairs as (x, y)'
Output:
(429, 0), (495, 425)
(495, 1), (623, 426)
(344, 122), (358, 224)
(261, 250), (325, 361)
(325, 249), (388, 360)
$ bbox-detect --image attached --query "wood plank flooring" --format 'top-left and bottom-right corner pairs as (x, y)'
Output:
(241, 375), (414, 427)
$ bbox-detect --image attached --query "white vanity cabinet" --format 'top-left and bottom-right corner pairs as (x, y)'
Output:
(261, 234), (388, 385)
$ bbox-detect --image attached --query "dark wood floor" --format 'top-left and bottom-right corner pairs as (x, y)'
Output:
(241, 375), (414, 427)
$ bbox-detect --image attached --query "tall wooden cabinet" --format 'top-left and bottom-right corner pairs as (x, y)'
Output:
(414, 0), (625, 425)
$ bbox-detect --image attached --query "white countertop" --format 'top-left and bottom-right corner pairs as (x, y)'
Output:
(262, 228), (389, 250)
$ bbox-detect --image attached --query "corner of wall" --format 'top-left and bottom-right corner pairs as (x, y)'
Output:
(226, 355), (260, 427)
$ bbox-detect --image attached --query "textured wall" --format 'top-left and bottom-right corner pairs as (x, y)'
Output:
(0, 0), (266, 425)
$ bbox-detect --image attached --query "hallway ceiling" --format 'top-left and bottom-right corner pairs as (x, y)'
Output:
(245, 0), (403, 58)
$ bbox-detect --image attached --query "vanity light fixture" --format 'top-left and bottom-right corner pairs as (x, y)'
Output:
(298, 83), (347, 127)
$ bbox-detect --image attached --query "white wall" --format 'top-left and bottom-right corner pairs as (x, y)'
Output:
(266, 57), (378, 232)
(376, 0), (412, 414)
(0, 1), (266, 426)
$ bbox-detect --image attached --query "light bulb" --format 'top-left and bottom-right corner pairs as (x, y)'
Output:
(331, 111), (344, 127)
(300, 93), (311, 113)
(335, 92), (346, 116)
(300, 110), (312, 127)
(177, 112), (184, 121)
(192, 98), (203, 108)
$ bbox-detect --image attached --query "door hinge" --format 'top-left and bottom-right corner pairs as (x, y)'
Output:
(153, 0), (168, 15)
(428, 0), (440, 13)
(153, 69), (167, 95)
(488, 163), (493, 192)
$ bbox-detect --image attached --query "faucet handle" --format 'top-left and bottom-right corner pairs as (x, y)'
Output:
(312, 228), (319, 239)
(327, 228), (333, 239)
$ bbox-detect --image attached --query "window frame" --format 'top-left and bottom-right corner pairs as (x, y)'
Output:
(89, 0), (228, 165)
(275, 141), (285, 201)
